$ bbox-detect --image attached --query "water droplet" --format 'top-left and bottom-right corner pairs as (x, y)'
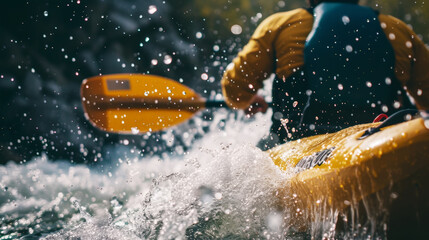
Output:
(151, 59), (158, 66)
(131, 127), (140, 134)
(405, 41), (412, 48)
(417, 89), (423, 96)
(226, 62), (234, 70)
(231, 24), (242, 35)
(393, 101), (401, 109)
(267, 212), (283, 231)
(366, 81), (372, 88)
(385, 77), (392, 85)
(389, 33), (396, 40)
(345, 45), (353, 53)
(163, 55), (172, 65)
(201, 73), (209, 81)
(44, 11), (48, 17)
(424, 119), (429, 129)
(148, 5), (157, 14)
(338, 84), (344, 90)
(196, 32), (203, 39)
(342, 16), (350, 25)
(293, 101), (298, 108)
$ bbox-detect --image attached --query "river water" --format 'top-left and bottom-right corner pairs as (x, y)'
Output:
(1, 107), (407, 239)
(0, 72), (412, 239)
(1, 110), (306, 239)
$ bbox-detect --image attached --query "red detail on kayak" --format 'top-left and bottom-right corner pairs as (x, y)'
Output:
(373, 114), (389, 123)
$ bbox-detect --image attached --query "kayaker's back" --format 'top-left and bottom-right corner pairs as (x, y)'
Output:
(271, 3), (416, 141)
(303, 3), (413, 128)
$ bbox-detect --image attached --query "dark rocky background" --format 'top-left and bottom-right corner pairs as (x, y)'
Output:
(0, 0), (216, 164)
(0, 0), (427, 164)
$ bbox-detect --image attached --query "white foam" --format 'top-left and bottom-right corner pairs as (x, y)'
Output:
(2, 110), (296, 239)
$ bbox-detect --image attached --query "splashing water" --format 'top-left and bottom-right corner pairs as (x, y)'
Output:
(1, 110), (298, 239)
(0, 107), (410, 239)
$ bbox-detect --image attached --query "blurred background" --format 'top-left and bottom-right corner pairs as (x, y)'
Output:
(0, 0), (428, 164)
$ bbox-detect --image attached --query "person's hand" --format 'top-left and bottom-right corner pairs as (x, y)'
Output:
(244, 95), (268, 116)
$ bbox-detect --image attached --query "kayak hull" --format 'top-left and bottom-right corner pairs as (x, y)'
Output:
(269, 118), (429, 235)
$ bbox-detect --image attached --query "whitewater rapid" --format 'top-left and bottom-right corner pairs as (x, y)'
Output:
(1, 106), (400, 239)
(1, 109), (299, 239)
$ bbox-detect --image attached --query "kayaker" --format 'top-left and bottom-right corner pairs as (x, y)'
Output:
(221, 0), (429, 149)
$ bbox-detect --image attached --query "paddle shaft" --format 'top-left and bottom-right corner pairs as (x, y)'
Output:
(205, 101), (228, 108)
(206, 100), (273, 108)
(86, 98), (270, 111)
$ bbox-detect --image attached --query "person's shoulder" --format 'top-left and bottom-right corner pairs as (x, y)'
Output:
(378, 14), (412, 31)
(256, 8), (312, 33)
(263, 8), (311, 25)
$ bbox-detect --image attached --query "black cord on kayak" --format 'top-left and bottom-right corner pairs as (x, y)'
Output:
(359, 109), (420, 140)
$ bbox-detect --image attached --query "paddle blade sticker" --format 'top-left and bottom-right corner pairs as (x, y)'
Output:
(106, 79), (130, 91)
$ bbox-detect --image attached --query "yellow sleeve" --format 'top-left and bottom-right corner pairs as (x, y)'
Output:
(221, 40), (273, 109)
(221, 10), (303, 109)
(380, 15), (429, 110)
(407, 31), (429, 110)
(221, 22), (274, 109)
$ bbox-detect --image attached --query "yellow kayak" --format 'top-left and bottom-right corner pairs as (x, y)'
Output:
(80, 74), (428, 236)
(269, 116), (429, 234)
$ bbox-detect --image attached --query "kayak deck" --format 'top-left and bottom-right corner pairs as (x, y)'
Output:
(269, 118), (429, 234)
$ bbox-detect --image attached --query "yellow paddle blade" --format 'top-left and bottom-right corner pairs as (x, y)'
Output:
(81, 74), (205, 134)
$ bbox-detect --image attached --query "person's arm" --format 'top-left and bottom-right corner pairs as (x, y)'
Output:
(380, 15), (429, 110)
(221, 15), (279, 110)
(407, 32), (429, 110)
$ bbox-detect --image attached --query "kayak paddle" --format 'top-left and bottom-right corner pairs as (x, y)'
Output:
(81, 74), (227, 134)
